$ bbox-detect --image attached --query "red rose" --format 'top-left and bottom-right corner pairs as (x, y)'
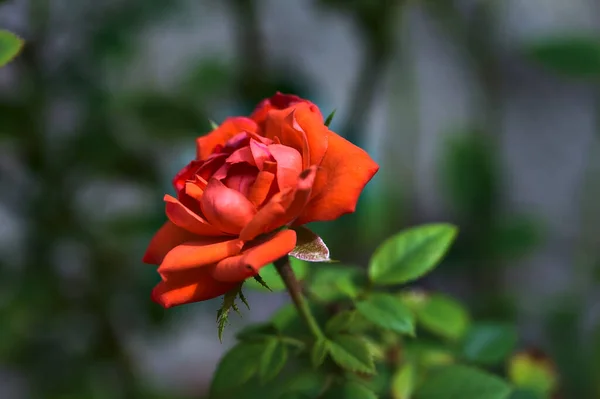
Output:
(143, 93), (379, 308)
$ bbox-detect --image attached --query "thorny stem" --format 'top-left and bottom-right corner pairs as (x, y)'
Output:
(274, 256), (325, 340)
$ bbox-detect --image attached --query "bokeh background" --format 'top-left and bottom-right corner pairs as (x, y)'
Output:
(1, 0), (600, 398)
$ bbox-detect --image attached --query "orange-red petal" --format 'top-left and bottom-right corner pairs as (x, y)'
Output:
(268, 144), (303, 191)
(158, 238), (244, 274)
(250, 92), (319, 125)
(247, 170), (275, 207)
(196, 117), (258, 160)
(294, 131), (379, 225)
(211, 229), (297, 282)
(151, 269), (237, 308)
(142, 221), (198, 265)
(200, 178), (256, 235)
(238, 188), (292, 241)
(264, 110), (310, 168)
(165, 195), (225, 236)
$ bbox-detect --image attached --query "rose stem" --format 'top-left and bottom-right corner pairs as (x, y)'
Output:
(274, 255), (325, 340)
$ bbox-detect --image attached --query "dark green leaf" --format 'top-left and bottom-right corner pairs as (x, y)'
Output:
(324, 109), (337, 127)
(259, 339), (288, 383)
(210, 342), (267, 397)
(356, 293), (415, 335)
(328, 335), (375, 374)
(524, 36), (600, 78)
(280, 370), (328, 398)
(289, 226), (331, 262)
(417, 294), (470, 340)
(246, 258), (308, 292)
(236, 322), (279, 341)
(414, 365), (512, 399)
(326, 310), (360, 335)
(488, 216), (542, 260)
(311, 338), (329, 368)
(322, 381), (378, 399)
(461, 322), (518, 366)
(0, 30), (23, 67)
(369, 224), (458, 285)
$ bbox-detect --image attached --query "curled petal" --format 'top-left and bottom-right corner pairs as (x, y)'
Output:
(268, 144), (303, 190)
(250, 92), (320, 125)
(264, 111), (310, 168)
(294, 131), (379, 225)
(158, 238), (244, 274)
(282, 166), (317, 222)
(227, 146), (256, 166)
(211, 229), (297, 282)
(239, 188), (292, 241)
(165, 195), (224, 236)
(200, 178), (256, 234)
(152, 269), (237, 308)
(250, 139), (273, 170)
(196, 117), (258, 160)
(223, 164), (257, 198)
(142, 221), (198, 265)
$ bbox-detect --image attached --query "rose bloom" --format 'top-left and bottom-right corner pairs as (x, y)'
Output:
(143, 93), (379, 308)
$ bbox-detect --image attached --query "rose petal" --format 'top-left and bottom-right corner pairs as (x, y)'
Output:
(211, 229), (297, 282)
(238, 188), (292, 241)
(152, 269), (237, 308)
(223, 164), (257, 197)
(294, 131), (379, 225)
(165, 195), (225, 236)
(250, 139), (273, 170)
(196, 117), (258, 160)
(281, 166), (317, 223)
(227, 146), (256, 166)
(250, 92), (321, 126)
(264, 111), (310, 168)
(268, 144), (303, 190)
(200, 178), (256, 235)
(142, 221), (198, 264)
(158, 238), (244, 273)
(247, 170), (275, 207)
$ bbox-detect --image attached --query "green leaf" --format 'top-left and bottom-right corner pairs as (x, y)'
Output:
(210, 342), (266, 397)
(391, 363), (416, 399)
(236, 322), (279, 341)
(356, 293), (415, 335)
(259, 338), (288, 383)
(311, 338), (329, 368)
(309, 265), (365, 302)
(289, 226), (331, 262)
(280, 370), (328, 398)
(209, 119), (219, 130)
(416, 294), (470, 340)
(414, 365), (512, 399)
(461, 322), (518, 366)
(245, 258), (309, 292)
(0, 30), (24, 67)
(324, 109), (337, 127)
(322, 381), (377, 399)
(524, 36), (600, 78)
(328, 335), (375, 374)
(369, 224), (458, 286)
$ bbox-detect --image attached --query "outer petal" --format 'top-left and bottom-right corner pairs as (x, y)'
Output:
(142, 221), (198, 265)
(196, 117), (258, 160)
(211, 229), (297, 282)
(158, 238), (244, 274)
(165, 195), (225, 236)
(250, 92), (320, 125)
(200, 178), (256, 234)
(151, 269), (237, 308)
(294, 131), (379, 225)
(264, 105), (328, 169)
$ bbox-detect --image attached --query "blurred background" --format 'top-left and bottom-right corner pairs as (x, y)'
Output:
(1, 0), (600, 398)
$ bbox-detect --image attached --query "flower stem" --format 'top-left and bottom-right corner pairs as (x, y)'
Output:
(274, 256), (325, 340)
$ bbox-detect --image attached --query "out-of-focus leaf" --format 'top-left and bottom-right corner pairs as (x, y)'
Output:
(488, 216), (543, 260)
(279, 370), (328, 398)
(210, 341), (268, 397)
(439, 133), (499, 218)
(325, 310), (371, 335)
(414, 365), (512, 399)
(322, 381), (378, 399)
(324, 109), (336, 127)
(310, 338), (329, 368)
(308, 265), (365, 301)
(508, 351), (558, 397)
(369, 224), (458, 286)
(258, 338), (288, 383)
(0, 30), (23, 67)
(524, 36), (600, 78)
(356, 293), (415, 335)
(460, 322), (518, 366)
(416, 294), (470, 341)
(391, 363), (416, 399)
(245, 257), (308, 292)
(182, 58), (233, 98)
